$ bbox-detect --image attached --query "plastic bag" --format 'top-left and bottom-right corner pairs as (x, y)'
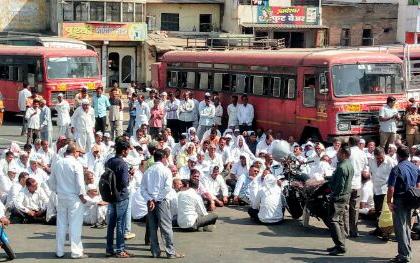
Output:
(379, 195), (394, 235)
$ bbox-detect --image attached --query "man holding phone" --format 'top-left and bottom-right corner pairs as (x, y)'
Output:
(379, 96), (400, 149)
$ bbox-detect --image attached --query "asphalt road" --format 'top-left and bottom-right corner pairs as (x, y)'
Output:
(1, 113), (419, 263)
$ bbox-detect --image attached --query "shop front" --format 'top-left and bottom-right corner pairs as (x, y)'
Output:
(61, 22), (147, 88)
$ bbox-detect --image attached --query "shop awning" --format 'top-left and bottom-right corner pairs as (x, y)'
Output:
(241, 23), (328, 29)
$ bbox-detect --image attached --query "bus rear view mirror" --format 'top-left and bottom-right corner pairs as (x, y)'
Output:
(319, 72), (328, 94)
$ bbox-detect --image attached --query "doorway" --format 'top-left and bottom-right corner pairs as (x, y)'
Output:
(273, 31), (305, 48)
(199, 14), (212, 32)
(107, 47), (136, 87)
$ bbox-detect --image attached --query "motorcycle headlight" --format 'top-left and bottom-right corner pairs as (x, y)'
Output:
(337, 122), (351, 131)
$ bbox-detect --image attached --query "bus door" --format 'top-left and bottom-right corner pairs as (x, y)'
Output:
(296, 67), (319, 139)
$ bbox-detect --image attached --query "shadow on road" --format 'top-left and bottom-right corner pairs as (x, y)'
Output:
(290, 256), (389, 263)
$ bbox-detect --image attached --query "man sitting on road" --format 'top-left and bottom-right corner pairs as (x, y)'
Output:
(13, 178), (49, 223)
(177, 179), (218, 231)
(202, 165), (229, 208)
(233, 166), (259, 205)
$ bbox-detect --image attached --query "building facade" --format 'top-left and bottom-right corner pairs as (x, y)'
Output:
(397, 0), (420, 44)
(323, 0), (398, 46)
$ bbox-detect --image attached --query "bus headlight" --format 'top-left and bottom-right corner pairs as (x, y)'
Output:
(337, 122), (351, 131)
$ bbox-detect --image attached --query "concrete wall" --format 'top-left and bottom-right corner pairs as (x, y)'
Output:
(147, 3), (221, 32)
(323, 3), (398, 46)
(0, 0), (49, 32)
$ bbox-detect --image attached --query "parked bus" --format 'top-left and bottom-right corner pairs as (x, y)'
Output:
(0, 46), (101, 112)
(0, 36), (91, 50)
(152, 49), (406, 142)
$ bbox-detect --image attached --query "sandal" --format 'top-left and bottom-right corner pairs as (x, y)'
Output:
(167, 252), (185, 259)
(115, 251), (132, 258)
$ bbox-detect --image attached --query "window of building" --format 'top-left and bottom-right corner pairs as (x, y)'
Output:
(340, 28), (351, 46)
(90, 2), (105, 21)
(161, 13), (179, 31)
(147, 16), (156, 31)
(123, 3), (134, 22)
(199, 14), (212, 32)
(135, 3), (145, 22)
(362, 28), (373, 46)
(74, 2), (89, 21)
(63, 2), (74, 21)
(408, 0), (419, 5)
(106, 2), (121, 22)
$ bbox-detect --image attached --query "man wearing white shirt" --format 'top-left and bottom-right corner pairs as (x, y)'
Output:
(228, 156), (249, 189)
(205, 144), (224, 171)
(0, 151), (16, 176)
(346, 136), (368, 238)
(368, 147), (396, 236)
(249, 176), (284, 224)
(55, 93), (71, 137)
(49, 144), (87, 259)
(140, 150), (184, 259)
(359, 169), (374, 217)
(227, 95), (239, 129)
(6, 172), (28, 209)
(202, 166), (229, 207)
(213, 96), (223, 127)
(177, 179), (218, 230)
(165, 92), (181, 140)
(28, 158), (48, 185)
(13, 178), (49, 223)
(0, 167), (18, 203)
(71, 99), (95, 152)
(256, 134), (274, 156)
(237, 95), (254, 132)
(197, 94), (216, 140)
(134, 95), (151, 130)
(379, 96), (400, 149)
(25, 99), (41, 144)
(325, 138), (342, 168)
(178, 92), (195, 135)
(178, 157), (197, 180)
(37, 140), (54, 169)
(18, 83), (32, 136)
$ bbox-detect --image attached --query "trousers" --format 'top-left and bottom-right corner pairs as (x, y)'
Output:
(374, 194), (386, 227)
(56, 197), (84, 258)
(95, 116), (107, 134)
(194, 213), (218, 229)
(147, 199), (175, 257)
(380, 132), (396, 149)
(326, 199), (348, 250)
(74, 130), (94, 152)
(344, 189), (360, 236)
(393, 198), (412, 262)
(106, 198), (129, 254)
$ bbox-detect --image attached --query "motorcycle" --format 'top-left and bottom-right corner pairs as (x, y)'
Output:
(0, 224), (15, 260)
(280, 156), (331, 222)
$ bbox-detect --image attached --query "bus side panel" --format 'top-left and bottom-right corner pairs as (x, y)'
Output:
(151, 62), (162, 89)
(0, 80), (21, 112)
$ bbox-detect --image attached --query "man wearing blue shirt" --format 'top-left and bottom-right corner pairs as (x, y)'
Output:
(387, 146), (420, 263)
(92, 86), (110, 134)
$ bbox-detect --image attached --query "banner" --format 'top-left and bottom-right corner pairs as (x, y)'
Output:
(257, 6), (319, 25)
(62, 22), (147, 41)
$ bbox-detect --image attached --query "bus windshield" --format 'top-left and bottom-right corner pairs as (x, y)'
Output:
(332, 63), (404, 97)
(47, 56), (99, 79)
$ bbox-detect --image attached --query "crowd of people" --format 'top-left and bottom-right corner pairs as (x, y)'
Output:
(0, 84), (417, 262)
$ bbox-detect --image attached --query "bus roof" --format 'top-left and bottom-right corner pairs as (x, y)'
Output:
(0, 45), (97, 57)
(161, 49), (402, 67)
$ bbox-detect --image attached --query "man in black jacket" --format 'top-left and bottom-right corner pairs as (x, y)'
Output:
(105, 140), (133, 258)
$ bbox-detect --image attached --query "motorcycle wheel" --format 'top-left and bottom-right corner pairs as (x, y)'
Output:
(2, 242), (16, 260)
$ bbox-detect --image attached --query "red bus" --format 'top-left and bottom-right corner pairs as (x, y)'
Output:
(0, 46), (101, 112)
(152, 49), (406, 142)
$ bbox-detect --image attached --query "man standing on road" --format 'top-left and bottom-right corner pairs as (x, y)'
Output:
(25, 99), (41, 144)
(71, 99), (95, 152)
(346, 136), (367, 238)
(325, 146), (354, 256)
(105, 140), (133, 258)
(197, 93), (215, 140)
(49, 144), (88, 259)
(141, 149), (185, 259)
(74, 86), (90, 109)
(379, 96), (400, 149)
(237, 94), (254, 133)
(387, 146), (420, 263)
(39, 99), (53, 145)
(18, 82), (32, 136)
(92, 86), (110, 134)
(55, 93), (71, 138)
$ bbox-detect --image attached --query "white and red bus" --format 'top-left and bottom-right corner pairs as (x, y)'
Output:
(152, 49), (406, 142)
(0, 46), (101, 112)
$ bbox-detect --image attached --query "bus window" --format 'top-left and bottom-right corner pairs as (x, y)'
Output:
(214, 73), (229, 92)
(273, 77), (281, 97)
(236, 74), (247, 93)
(286, 78), (296, 99)
(303, 74), (316, 107)
(187, 72), (195, 89)
(199, 72), (209, 90)
(168, 71), (178, 88)
(0, 65), (8, 80)
(178, 72), (188, 88)
(262, 77), (272, 96)
(253, 76), (264, 95)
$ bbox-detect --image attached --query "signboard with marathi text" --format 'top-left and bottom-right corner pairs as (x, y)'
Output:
(62, 22), (147, 41)
(257, 6), (319, 25)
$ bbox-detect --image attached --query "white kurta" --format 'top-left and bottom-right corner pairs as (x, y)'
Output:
(71, 107), (95, 152)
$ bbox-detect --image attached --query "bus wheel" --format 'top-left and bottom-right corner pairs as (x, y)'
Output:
(299, 127), (322, 144)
